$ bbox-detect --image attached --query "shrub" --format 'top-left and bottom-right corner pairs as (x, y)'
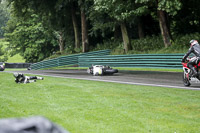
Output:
(173, 32), (200, 48)
(91, 39), (122, 51)
(0, 39), (8, 62)
(45, 32), (200, 60)
(131, 35), (164, 53)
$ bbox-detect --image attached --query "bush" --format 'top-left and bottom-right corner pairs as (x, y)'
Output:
(45, 32), (200, 60)
(0, 39), (8, 62)
(130, 35), (164, 53)
(91, 39), (122, 51)
(116, 33), (200, 54)
(173, 32), (200, 48)
(155, 32), (200, 54)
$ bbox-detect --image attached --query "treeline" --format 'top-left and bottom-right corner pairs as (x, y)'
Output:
(1, 0), (200, 62)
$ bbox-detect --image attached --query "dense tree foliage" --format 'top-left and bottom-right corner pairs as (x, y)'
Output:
(1, 0), (200, 62)
(171, 0), (200, 34)
(93, 0), (137, 52)
(0, 40), (8, 62)
(4, 9), (58, 62)
(0, 44), (5, 61)
(0, 0), (9, 38)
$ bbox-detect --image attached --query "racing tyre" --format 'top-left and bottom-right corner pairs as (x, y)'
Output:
(0, 67), (5, 71)
(182, 73), (191, 86)
(104, 69), (118, 75)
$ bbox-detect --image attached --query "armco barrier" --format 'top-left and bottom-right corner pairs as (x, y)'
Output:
(5, 63), (32, 68)
(78, 53), (185, 69)
(30, 49), (111, 70)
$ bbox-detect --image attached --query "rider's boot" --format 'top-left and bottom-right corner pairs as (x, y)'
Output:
(37, 77), (44, 80)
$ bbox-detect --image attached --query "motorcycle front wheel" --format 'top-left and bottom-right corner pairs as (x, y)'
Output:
(182, 72), (191, 86)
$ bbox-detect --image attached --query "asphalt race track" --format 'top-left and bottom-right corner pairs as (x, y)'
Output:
(4, 69), (200, 90)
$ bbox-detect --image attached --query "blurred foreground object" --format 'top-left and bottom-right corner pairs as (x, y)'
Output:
(0, 62), (5, 71)
(0, 116), (70, 133)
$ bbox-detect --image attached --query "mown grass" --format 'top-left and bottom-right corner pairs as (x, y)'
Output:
(4, 68), (27, 71)
(6, 54), (25, 63)
(0, 72), (200, 133)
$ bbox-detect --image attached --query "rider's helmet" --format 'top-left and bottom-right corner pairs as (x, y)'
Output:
(190, 40), (198, 47)
(13, 73), (19, 78)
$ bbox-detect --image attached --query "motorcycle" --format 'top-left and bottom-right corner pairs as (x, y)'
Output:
(182, 57), (200, 86)
(87, 65), (118, 76)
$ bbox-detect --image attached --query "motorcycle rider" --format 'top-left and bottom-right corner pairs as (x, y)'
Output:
(182, 40), (200, 77)
(13, 72), (44, 84)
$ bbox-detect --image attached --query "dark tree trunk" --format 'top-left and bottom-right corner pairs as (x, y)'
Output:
(120, 22), (132, 53)
(158, 10), (172, 47)
(81, 9), (89, 52)
(58, 31), (64, 54)
(71, 4), (80, 49)
(165, 13), (173, 41)
(114, 26), (121, 40)
(138, 17), (145, 39)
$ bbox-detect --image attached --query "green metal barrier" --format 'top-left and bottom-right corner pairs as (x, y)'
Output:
(31, 50), (186, 70)
(30, 49), (111, 70)
(78, 53), (185, 69)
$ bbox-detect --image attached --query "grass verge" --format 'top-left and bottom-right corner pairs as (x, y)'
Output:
(4, 68), (27, 71)
(115, 67), (183, 72)
(0, 72), (199, 133)
(42, 66), (183, 73)
(6, 54), (25, 63)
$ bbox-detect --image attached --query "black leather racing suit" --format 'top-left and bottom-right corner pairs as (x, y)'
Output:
(182, 43), (200, 74)
(15, 73), (41, 84)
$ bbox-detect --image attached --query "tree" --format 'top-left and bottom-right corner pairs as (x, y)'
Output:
(0, 0), (9, 38)
(0, 44), (8, 62)
(54, 31), (64, 54)
(171, 0), (200, 34)
(4, 9), (57, 62)
(37, 0), (81, 52)
(156, 0), (181, 47)
(5, 0), (78, 56)
(93, 0), (136, 53)
(137, 17), (145, 38)
(71, 2), (80, 49)
(6, 0), (75, 54)
(77, 0), (91, 52)
(135, 0), (182, 47)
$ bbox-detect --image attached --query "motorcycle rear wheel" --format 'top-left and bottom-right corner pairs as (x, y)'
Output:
(182, 73), (191, 86)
